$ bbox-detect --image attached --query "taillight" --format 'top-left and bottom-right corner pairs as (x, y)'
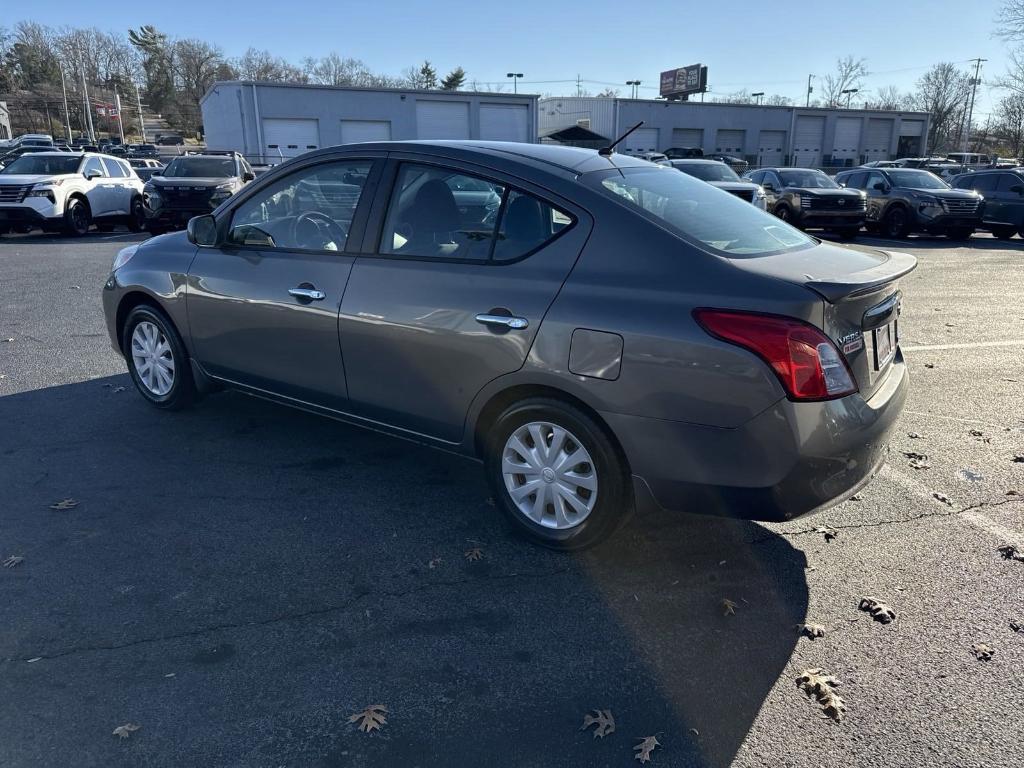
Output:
(694, 309), (858, 401)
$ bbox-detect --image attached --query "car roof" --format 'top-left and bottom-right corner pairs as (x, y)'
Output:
(668, 158), (727, 165)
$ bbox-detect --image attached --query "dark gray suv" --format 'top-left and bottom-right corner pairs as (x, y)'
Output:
(951, 168), (1024, 239)
(103, 142), (912, 549)
(745, 167), (866, 239)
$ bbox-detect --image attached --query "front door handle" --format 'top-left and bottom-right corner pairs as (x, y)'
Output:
(288, 287), (326, 301)
(475, 313), (528, 330)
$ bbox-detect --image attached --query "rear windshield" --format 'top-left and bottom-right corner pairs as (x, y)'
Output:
(592, 167), (813, 257)
(672, 162), (740, 182)
(0, 155), (82, 175)
(886, 170), (948, 189)
(162, 157), (235, 178)
(778, 170), (839, 189)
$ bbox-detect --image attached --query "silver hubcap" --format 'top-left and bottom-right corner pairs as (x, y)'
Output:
(130, 321), (175, 396)
(502, 421), (598, 530)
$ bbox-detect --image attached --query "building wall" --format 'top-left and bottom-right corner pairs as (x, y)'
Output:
(201, 82), (539, 163)
(538, 97), (931, 165)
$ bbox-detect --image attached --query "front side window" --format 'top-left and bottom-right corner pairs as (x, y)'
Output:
(229, 159), (372, 251)
(777, 170), (838, 189)
(382, 164), (505, 260)
(840, 172), (865, 189)
(593, 166), (813, 257)
(996, 174), (1023, 192)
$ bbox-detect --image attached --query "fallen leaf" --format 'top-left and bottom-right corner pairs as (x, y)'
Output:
(688, 728), (700, 737)
(997, 544), (1024, 562)
(909, 459), (931, 470)
(112, 724), (141, 739)
(859, 597), (896, 624)
(721, 598), (737, 616)
(849, 493), (863, 501)
(814, 526), (838, 542)
(580, 709), (615, 738)
(1007, 490), (1020, 496)
(111, 386), (126, 393)
(971, 643), (994, 661)
(69, 285), (81, 290)
(795, 668), (846, 722)
(1013, 455), (1024, 463)
(1010, 621), (1023, 634)
(1, 338), (12, 343)
(348, 704), (387, 733)
(903, 451), (928, 461)
(797, 622), (826, 639)
(969, 429), (984, 437)
(634, 735), (660, 764)
(933, 492), (953, 506)
(49, 498), (79, 510)
(907, 431), (924, 439)
(428, 557), (442, 569)
(26, 657), (42, 663)
(959, 468), (984, 482)
(924, 363), (935, 369)
(464, 548), (483, 562)
(2, 556), (24, 569)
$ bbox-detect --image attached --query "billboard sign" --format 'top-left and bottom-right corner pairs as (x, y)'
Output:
(660, 65), (708, 98)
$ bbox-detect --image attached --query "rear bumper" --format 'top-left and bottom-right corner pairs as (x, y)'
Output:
(609, 353), (908, 522)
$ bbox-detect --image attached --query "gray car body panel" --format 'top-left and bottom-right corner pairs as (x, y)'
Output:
(103, 140), (913, 523)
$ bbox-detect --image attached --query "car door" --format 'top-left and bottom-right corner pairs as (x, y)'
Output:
(995, 173), (1024, 226)
(759, 171), (783, 208)
(81, 156), (111, 216)
(862, 171), (888, 222)
(186, 154), (384, 410)
(338, 157), (590, 443)
(100, 157), (131, 214)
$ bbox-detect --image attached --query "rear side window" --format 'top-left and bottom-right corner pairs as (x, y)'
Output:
(593, 167), (813, 256)
(996, 174), (1022, 192)
(840, 172), (865, 189)
(492, 191), (571, 262)
(969, 174), (998, 192)
(101, 157), (126, 177)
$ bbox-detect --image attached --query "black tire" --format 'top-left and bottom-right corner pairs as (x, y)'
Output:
(992, 226), (1016, 240)
(881, 206), (910, 239)
(484, 398), (632, 551)
(774, 204), (794, 224)
(121, 305), (195, 411)
(945, 228), (974, 241)
(63, 197), (91, 236)
(865, 222), (880, 234)
(126, 197), (145, 232)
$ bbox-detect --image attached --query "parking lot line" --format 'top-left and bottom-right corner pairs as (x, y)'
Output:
(902, 340), (1024, 352)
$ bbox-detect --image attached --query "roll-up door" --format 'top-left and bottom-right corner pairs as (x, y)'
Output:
(832, 117), (862, 163)
(415, 100), (470, 139)
(671, 128), (703, 149)
(624, 127), (659, 153)
(340, 120), (392, 144)
(715, 129), (745, 154)
(757, 130), (786, 166)
(864, 119), (893, 160)
(793, 116), (825, 167)
(261, 118), (319, 160)
(479, 103), (530, 142)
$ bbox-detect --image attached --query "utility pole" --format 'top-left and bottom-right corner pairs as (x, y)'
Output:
(806, 74), (814, 107)
(114, 89), (125, 144)
(962, 57), (987, 153)
(576, 74), (582, 98)
(135, 82), (146, 142)
(59, 66), (72, 141)
(80, 69), (95, 141)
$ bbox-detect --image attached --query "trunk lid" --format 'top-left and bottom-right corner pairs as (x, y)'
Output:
(727, 241), (916, 397)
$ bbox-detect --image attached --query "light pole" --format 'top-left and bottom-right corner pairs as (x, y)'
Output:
(626, 80), (641, 99)
(58, 64), (72, 141)
(806, 74), (814, 107)
(841, 88), (859, 109)
(506, 72), (523, 94)
(752, 91), (764, 105)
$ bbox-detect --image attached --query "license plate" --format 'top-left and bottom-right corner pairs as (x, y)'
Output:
(873, 321), (896, 369)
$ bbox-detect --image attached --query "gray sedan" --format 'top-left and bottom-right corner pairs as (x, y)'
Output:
(102, 141), (913, 549)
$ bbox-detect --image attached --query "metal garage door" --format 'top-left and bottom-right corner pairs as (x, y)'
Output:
(832, 117), (862, 164)
(715, 129), (745, 154)
(671, 128), (703, 149)
(340, 119), (392, 144)
(479, 104), (529, 142)
(757, 130), (786, 166)
(415, 100), (470, 139)
(793, 116), (825, 167)
(863, 118), (893, 160)
(624, 127), (659, 153)
(262, 118), (319, 161)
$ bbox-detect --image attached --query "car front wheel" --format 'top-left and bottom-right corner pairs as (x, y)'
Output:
(63, 198), (91, 236)
(122, 305), (195, 410)
(484, 398), (632, 550)
(127, 197), (145, 232)
(882, 207), (910, 238)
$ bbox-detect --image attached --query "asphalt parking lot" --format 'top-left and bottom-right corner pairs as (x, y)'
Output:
(1, 229), (1022, 768)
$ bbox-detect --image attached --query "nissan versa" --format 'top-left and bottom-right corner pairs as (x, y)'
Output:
(102, 141), (913, 550)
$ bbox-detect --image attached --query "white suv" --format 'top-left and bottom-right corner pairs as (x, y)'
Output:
(0, 151), (145, 236)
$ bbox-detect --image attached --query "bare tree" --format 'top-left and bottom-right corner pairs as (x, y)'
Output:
(821, 56), (869, 107)
(596, 87), (619, 98)
(234, 47), (306, 83)
(994, 92), (1024, 155)
(995, 0), (1024, 39)
(868, 85), (905, 111)
(907, 62), (972, 153)
(765, 94), (794, 106)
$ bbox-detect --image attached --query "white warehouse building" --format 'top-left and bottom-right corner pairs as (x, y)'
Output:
(201, 81), (540, 164)
(539, 97), (933, 168)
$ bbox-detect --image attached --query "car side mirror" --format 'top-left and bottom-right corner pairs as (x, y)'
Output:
(243, 171), (255, 182)
(762, 182), (775, 192)
(1011, 184), (1024, 195)
(873, 181), (889, 192)
(187, 214), (219, 247)
(151, 169), (162, 176)
(84, 170), (102, 180)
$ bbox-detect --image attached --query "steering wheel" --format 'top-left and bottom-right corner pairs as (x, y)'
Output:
(292, 211), (347, 250)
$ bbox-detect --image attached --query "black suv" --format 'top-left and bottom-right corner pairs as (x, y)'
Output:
(744, 167), (866, 238)
(835, 167), (984, 240)
(663, 147), (703, 159)
(951, 168), (1024, 240)
(143, 151), (255, 234)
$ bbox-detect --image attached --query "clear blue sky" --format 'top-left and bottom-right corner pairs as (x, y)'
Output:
(29, 0), (1012, 118)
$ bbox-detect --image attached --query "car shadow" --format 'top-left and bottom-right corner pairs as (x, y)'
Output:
(0, 230), (152, 247)
(0, 376), (809, 768)
(854, 233), (1021, 250)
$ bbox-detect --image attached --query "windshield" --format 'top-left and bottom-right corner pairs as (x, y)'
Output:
(887, 170), (949, 189)
(594, 167), (813, 257)
(162, 158), (235, 178)
(778, 170), (839, 189)
(674, 163), (741, 182)
(0, 155), (82, 176)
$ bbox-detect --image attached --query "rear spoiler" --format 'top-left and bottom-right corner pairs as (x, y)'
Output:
(805, 250), (917, 303)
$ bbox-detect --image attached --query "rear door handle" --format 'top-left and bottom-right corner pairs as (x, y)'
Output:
(475, 313), (528, 330)
(288, 287), (326, 301)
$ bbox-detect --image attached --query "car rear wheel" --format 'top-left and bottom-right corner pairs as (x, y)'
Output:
(774, 205), (794, 224)
(126, 197), (145, 232)
(946, 228), (974, 241)
(63, 198), (91, 236)
(882, 207), (910, 239)
(992, 226), (1016, 240)
(122, 305), (195, 410)
(484, 398), (632, 550)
